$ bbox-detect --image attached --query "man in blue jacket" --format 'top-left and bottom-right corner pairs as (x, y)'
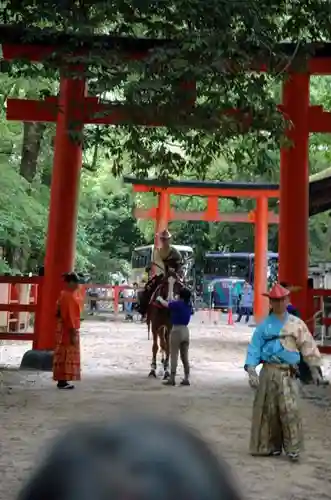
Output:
(156, 288), (193, 387)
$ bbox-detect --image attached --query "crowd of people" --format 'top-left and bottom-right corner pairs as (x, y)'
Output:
(85, 281), (144, 320)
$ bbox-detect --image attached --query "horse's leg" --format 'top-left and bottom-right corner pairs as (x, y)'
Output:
(159, 330), (165, 367)
(160, 328), (166, 369)
(159, 326), (170, 380)
(148, 330), (158, 378)
(164, 329), (171, 379)
(163, 323), (172, 380)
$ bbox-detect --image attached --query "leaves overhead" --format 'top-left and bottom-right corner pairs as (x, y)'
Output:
(0, 70), (331, 276)
(1, 0), (331, 178)
(1, 1), (331, 278)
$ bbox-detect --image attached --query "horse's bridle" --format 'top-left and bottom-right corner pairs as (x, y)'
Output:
(151, 261), (183, 282)
(149, 273), (184, 308)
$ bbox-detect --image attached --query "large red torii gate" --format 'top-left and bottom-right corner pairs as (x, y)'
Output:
(1, 27), (331, 367)
(124, 176), (280, 320)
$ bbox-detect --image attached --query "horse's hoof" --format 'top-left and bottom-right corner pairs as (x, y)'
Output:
(148, 370), (157, 378)
(163, 371), (170, 380)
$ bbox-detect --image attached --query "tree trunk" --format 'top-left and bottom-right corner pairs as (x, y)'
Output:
(20, 122), (46, 182)
(91, 137), (99, 171)
(4, 245), (14, 267)
(41, 164), (52, 187)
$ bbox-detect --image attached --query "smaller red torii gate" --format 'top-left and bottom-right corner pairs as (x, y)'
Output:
(124, 177), (280, 321)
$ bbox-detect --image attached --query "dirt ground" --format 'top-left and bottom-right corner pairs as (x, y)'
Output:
(1, 314), (331, 500)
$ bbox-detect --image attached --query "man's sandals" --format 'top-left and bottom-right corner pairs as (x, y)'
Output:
(57, 383), (75, 390)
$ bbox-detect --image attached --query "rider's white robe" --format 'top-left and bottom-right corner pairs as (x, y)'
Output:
(152, 248), (166, 275)
(152, 247), (181, 300)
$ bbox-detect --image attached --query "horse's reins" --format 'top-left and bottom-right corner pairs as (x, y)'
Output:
(151, 261), (164, 272)
(149, 271), (184, 308)
(151, 261), (183, 282)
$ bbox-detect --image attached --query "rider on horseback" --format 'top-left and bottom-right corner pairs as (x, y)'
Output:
(138, 229), (182, 316)
(153, 229), (182, 294)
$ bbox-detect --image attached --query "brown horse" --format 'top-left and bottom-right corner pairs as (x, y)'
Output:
(147, 273), (183, 379)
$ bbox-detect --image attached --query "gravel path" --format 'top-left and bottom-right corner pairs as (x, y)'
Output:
(1, 315), (331, 500)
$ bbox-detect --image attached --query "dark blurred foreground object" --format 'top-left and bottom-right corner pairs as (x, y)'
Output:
(17, 417), (242, 500)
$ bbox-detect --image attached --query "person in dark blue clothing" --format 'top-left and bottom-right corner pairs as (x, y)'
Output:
(156, 288), (193, 387)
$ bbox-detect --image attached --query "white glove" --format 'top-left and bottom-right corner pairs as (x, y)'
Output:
(310, 366), (323, 386)
(246, 366), (259, 389)
(157, 296), (168, 307)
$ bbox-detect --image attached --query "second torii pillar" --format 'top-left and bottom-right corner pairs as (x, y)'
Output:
(254, 196), (269, 322)
(279, 73), (310, 319)
(152, 191), (170, 276)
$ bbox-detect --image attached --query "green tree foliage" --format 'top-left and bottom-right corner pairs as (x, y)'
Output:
(1, 68), (331, 277)
(0, 8), (331, 277)
(1, 1), (331, 178)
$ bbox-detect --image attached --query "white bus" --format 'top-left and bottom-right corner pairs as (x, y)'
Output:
(131, 244), (195, 284)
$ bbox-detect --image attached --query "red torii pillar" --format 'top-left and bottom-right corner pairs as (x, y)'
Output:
(155, 191), (170, 244)
(21, 76), (86, 369)
(279, 73), (310, 319)
(254, 196), (269, 321)
(152, 191), (170, 276)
